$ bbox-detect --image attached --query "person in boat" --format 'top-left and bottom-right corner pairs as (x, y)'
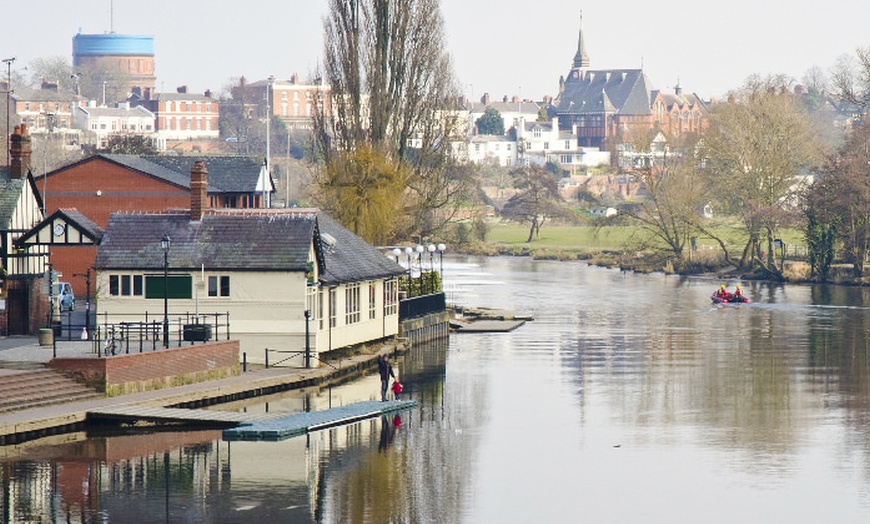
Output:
(715, 285), (730, 300)
(733, 284), (744, 300)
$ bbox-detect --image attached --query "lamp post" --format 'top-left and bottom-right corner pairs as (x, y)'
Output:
(415, 245), (424, 295)
(437, 243), (446, 277)
(161, 235), (170, 348)
(427, 244), (436, 294)
(3, 57), (15, 167)
(403, 246), (413, 297)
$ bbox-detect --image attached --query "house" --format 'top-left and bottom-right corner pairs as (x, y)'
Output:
(74, 102), (156, 149)
(0, 124), (50, 334)
(35, 153), (275, 296)
(12, 82), (80, 143)
(142, 88), (220, 141)
(94, 161), (404, 362)
(249, 74), (331, 131)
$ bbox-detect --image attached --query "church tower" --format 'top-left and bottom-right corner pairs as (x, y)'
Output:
(572, 13), (590, 70)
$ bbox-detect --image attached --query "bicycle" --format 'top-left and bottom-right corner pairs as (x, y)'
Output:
(103, 326), (123, 356)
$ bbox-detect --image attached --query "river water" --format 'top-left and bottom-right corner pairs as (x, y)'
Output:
(3, 256), (870, 523)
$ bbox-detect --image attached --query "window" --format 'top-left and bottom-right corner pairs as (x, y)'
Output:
(208, 275), (230, 297)
(507, 144), (512, 151)
(329, 288), (337, 328)
(345, 283), (361, 324)
(369, 283), (377, 320)
(320, 289), (326, 330)
(543, 142), (549, 150)
(384, 279), (398, 316)
(109, 274), (144, 296)
(565, 140), (571, 149)
(145, 275), (193, 299)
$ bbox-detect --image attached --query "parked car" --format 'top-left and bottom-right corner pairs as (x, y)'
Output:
(53, 282), (75, 312)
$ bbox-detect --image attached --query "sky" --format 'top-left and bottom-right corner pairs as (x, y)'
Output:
(3, 0), (870, 102)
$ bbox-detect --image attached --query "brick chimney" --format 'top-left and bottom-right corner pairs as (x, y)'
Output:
(9, 124), (32, 179)
(190, 161), (208, 221)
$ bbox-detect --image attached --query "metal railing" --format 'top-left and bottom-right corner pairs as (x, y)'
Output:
(86, 311), (231, 357)
(399, 292), (446, 320)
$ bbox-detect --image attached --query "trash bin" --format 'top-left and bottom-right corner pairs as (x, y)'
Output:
(183, 324), (212, 342)
(38, 328), (53, 346)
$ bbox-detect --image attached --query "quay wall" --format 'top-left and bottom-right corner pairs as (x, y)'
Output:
(400, 311), (450, 346)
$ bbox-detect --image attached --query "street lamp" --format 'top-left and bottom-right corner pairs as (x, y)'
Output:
(161, 235), (170, 348)
(3, 57), (15, 167)
(415, 245), (424, 295)
(403, 246), (413, 297)
(437, 243), (446, 278)
(427, 244), (436, 293)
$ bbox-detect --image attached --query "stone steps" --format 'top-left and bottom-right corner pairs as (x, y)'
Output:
(0, 368), (104, 413)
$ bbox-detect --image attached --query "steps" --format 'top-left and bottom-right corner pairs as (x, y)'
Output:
(0, 368), (104, 413)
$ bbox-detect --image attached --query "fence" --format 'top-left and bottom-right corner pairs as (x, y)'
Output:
(399, 292), (446, 320)
(80, 312), (231, 357)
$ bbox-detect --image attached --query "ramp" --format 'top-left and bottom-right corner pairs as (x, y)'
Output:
(223, 399), (418, 441)
(88, 405), (283, 426)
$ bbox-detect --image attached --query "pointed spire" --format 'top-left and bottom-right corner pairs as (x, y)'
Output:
(572, 11), (590, 69)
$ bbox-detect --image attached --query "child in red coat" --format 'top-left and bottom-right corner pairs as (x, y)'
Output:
(391, 380), (403, 400)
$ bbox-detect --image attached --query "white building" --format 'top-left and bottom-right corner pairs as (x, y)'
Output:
(74, 102), (156, 149)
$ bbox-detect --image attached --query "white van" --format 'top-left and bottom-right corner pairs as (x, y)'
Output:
(53, 282), (75, 312)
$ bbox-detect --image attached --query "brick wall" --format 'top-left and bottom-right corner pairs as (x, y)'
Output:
(49, 339), (240, 396)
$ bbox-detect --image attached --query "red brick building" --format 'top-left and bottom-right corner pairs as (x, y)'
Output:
(36, 154), (274, 297)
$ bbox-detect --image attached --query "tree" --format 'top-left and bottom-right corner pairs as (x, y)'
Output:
(618, 136), (709, 262)
(98, 135), (158, 155)
(501, 166), (568, 242)
(314, 0), (471, 242)
(701, 75), (820, 278)
(831, 47), (870, 114)
(27, 56), (74, 91)
(74, 57), (131, 106)
(476, 106), (504, 135)
(311, 143), (409, 244)
(804, 122), (870, 279)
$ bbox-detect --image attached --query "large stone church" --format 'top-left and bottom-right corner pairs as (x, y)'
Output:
(553, 16), (709, 150)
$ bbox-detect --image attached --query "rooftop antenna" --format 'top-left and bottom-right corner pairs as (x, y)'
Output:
(110, 0), (114, 33)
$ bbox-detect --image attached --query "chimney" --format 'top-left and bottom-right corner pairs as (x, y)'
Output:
(9, 124), (32, 179)
(190, 160), (208, 221)
(177, 85), (188, 94)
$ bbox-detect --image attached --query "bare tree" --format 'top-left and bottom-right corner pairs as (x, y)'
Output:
(501, 166), (568, 242)
(831, 48), (870, 114)
(702, 75), (821, 278)
(27, 57), (74, 91)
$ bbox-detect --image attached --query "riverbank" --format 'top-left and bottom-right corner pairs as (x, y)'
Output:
(0, 337), (409, 446)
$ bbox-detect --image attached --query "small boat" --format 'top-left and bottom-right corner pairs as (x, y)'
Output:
(711, 292), (749, 304)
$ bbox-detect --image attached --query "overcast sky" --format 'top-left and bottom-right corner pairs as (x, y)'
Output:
(3, 0), (869, 101)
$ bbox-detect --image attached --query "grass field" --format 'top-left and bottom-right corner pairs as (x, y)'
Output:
(486, 222), (807, 254)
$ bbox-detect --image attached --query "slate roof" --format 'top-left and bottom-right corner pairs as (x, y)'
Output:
(151, 92), (214, 102)
(141, 155), (266, 193)
(58, 208), (104, 238)
(45, 154), (269, 194)
(316, 212), (406, 285)
(556, 69), (654, 116)
(12, 87), (74, 102)
(94, 209), (404, 284)
(0, 170), (26, 229)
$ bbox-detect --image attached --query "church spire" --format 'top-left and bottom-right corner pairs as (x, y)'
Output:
(572, 12), (590, 69)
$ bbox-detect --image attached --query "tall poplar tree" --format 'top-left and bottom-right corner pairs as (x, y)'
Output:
(313, 0), (472, 243)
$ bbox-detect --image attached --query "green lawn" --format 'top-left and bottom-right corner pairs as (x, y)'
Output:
(487, 222), (806, 253)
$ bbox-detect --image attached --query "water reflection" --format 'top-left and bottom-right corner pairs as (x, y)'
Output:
(2, 258), (870, 522)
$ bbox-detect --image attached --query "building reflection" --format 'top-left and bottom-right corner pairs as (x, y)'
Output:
(0, 338), (457, 523)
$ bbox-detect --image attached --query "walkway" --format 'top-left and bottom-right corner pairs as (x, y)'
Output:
(223, 400), (418, 441)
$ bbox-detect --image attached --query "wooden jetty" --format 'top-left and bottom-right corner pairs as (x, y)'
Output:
(223, 399), (419, 441)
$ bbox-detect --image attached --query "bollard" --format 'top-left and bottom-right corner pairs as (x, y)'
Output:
(242, 352), (247, 373)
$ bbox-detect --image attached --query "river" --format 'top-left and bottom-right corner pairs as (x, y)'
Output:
(2, 256), (870, 523)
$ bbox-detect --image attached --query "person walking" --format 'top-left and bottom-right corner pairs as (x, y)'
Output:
(378, 354), (395, 401)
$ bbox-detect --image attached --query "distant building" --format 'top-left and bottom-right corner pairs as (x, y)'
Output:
(72, 32), (156, 100)
(74, 102), (156, 149)
(143, 87), (220, 141)
(249, 74), (331, 130)
(11, 82), (81, 146)
(553, 16), (708, 150)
